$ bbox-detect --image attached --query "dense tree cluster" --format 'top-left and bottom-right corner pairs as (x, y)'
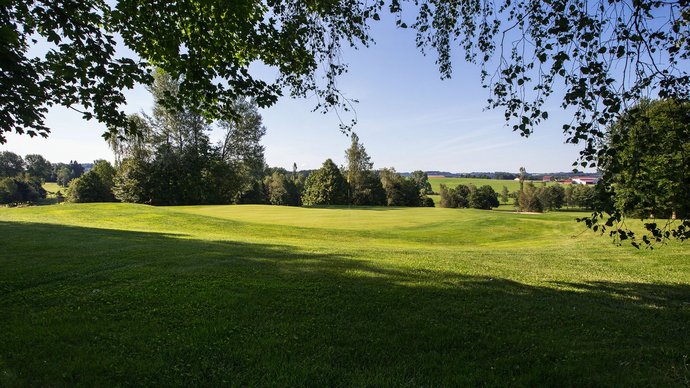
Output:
(582, 99), (690, 246)
(67, 160), (116, 203)
(109, 70), (266, 205)
(0, 151), (50, 204)
(439, 184), (500, 210)
(301, 136), (433, 207)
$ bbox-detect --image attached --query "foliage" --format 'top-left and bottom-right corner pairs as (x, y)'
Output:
(112, 71), (260, 206)
(301, 159), (349, 206)
(66, 171), (115, 203)
(0, 174), (46, 204)
(380, 168), (422, 207)
(266, 170), (301, 206)
(499, 186), (510, 203)
(53, 161), (85, 187)
(440, 183), (499, 210)
(583, 99), (690, 247)
(1, 0), (373, 142)
(113, 157), (151, 204)
(539, 184), (565, 211)
(0, 151), (24, 177)
(24, 154), (51, 181)
(410, 170), (433, 195)
(344, 133), (385, 206)
(516, 182), (544, 212)
(4, 0), (687, 183)
(90, 160), (116, 190)
(468, 185), (500, 210)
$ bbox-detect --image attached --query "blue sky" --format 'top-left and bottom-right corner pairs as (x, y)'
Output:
(2, 16), (588, 173)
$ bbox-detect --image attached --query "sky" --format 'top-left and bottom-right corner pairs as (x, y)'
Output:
(1, 14), (590, 174)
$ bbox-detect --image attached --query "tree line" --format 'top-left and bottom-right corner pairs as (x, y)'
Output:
(1, 71), (435, 208)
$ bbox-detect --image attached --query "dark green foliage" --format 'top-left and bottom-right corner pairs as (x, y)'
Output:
(90, 160), (116, 190)
(440, 184), (499, 210)
(301, 159), (349, 206)
(468, 185), (500, 210)
(409, 170), (433, 195)
(439, 184), (470, 209)
(500, 186), (510, 203)
(539, 185), (565, 211)
(0, 174), (45, 204)
(24, 154), (51, 181)
(380, 168), (422, 207)
(113, 158), (150, 204)
(581, 99), (690, 246)
(345, 133), (385, 206)
(67, 160), (117, 203)
(605, 99), (690, 220)
(67, 172), (115, 203)
(266, 171), (301, 206)
(112, 71), (263, 206)
(53, 161), (85, 187)
(517, 182), (544, 212)
(0, 151), (24, 177)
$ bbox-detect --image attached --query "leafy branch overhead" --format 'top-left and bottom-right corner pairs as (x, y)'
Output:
(3, 0), (688, 156)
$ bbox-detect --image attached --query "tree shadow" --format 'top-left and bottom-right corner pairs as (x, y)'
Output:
(0, 221), (689, 386)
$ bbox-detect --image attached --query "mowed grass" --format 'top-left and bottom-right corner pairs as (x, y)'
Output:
(1, 203), (689, 386)
(428, 176), (528, 193)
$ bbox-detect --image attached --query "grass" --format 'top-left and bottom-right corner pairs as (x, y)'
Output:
(428, 176), (528, 193)
(42, 182), (64, 196)
(1, 203), (689, 386)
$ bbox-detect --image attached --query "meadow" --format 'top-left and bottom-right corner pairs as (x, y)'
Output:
(1, 203), (689, 386)
(427, 176), (526, 194)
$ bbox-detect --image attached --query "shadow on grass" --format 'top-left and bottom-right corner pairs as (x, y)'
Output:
(0, 221), (689, 386)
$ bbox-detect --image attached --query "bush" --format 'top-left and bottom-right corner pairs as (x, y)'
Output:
(67, 172), (115, 203)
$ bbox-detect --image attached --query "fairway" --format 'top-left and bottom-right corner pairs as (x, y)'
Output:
(1, 204), (689, 385)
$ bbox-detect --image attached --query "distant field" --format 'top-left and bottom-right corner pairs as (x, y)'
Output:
(1, 203), (688, 386)
(42, 182), (63, 196)
(428, 177), (550, 193)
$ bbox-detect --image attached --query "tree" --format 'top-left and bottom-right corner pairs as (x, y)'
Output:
(344, 133), (385, 205)
(5, 1), (687, 164)
(538, 185), (565, 211)
(24, 154), (52, 181)
(301, 159), (349, 206)
(500, 186), (510, 204)
(218, 98), (268, 203)
(410, 171), (433, 195)
(67, 172), (114, 203)
(0, 175), (46, 204)
(380, 168), (414, 206)
(0, 151), (24, 177)
(90, 160), (116, 191)
(113, 157), (151, 204)
(517, 182), (543, 212)
(583, 99), (690, 246)
(468, 185), (500, 210)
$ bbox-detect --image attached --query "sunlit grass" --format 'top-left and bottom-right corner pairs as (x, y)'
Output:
(1, 203), (688, 385)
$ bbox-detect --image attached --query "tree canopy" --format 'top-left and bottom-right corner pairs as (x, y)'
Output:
(584, 99), (690, 246)
(2, 0), (687, 162)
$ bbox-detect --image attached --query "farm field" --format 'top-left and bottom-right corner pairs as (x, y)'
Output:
(1, 203), (689, 385)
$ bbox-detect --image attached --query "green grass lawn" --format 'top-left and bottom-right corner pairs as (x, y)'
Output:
(428, 176), (528, 193)
(1, 203), (689, 385)
(42, 182), (63, 196)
